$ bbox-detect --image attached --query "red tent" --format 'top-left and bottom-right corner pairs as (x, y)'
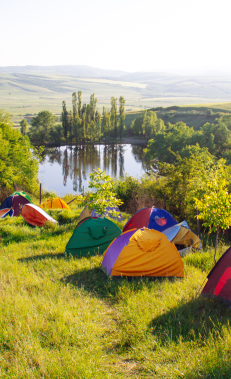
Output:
(202, 247), (231, 305)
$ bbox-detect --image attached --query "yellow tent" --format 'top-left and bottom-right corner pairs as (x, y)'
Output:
(163, 221), (200, 249)
(40, 198), (70, 211)
(102, 228), (184, 278)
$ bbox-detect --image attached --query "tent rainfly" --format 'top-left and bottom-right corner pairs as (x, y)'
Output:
(202, 247), (231, 306)
(102, 228), (184, 278)
(123, 207), (178, 233)
(40, 198), (70, 210)
(65, 217), (122, 257)
(0, 195), (30, 216)
(21, 203), (58, 227)
(0, 208), (14, 218)
(162, 220), (201, 250)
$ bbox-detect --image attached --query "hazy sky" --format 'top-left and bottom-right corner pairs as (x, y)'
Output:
(1, 0), (231, 73)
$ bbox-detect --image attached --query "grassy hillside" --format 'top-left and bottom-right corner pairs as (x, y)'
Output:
(126, 104), (231, 131)
(0, 197), (230, 378)
(2, 70), (231, 127)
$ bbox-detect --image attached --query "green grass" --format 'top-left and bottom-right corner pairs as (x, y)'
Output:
(0, 203), (231, 378)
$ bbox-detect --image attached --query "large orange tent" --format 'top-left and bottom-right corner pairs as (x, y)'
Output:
(102, 228), (184, 278)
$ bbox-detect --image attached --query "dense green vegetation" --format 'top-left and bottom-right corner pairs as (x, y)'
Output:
(0, 116), (39, 199)
(27, 93), (126, 145)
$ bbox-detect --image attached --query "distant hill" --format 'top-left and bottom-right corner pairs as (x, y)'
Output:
(0, 65), (128, 78)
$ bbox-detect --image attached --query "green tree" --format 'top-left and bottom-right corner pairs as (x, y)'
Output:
(95, 110), (102, 142)
(119, 96), (126, 139)
(77, 168), (123, 217)
(61, 101), (69, 144)
(78, 91), (82, 117)
(102, 108), (112, 141)
(20, 118), (28, 135)
(195, 160), (231, 262)
(0, 122), (39, 194)
(28, 110), (56, 145)
(110, 97), (117, 140)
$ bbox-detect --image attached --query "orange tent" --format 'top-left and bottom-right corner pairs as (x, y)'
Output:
(102, 228), (184, 278)
(40, 198), (70, 211)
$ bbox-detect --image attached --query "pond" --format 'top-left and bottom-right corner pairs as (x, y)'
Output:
(38, 144), (148, 196)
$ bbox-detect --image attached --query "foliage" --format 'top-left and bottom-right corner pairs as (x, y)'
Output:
(130, 110), (164, 139)
(77, 168), (123, 217)
(0, 122), (39, 197)
(195, 159), (231, 259)
(145, 117), (231, 164)
(28, 110), (56, 145)
(0, 109), (13, 126)
(20, 118), (28, 135)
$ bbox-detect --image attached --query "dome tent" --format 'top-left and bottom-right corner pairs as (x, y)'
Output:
(202, 247), (231, 306)
(0, 208), (14, 218)
(123, 207), (178, 233)
(21, 204), (58, 227)
(40, 198), (70, 211)
(0, 195), (30, 216)
(102, 228), (184, 278)
(66, 217), (122, 257)
(162, 220), (201, 249)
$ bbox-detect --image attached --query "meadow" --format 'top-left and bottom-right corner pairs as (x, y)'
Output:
(0, 195), (230, 378)
(2, 71), (231, 128)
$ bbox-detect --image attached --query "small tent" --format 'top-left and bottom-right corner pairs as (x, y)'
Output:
(11, 191), (31, 202)
(0, 208), (14, 218)
(0, 195), (30, 216)
(202, 247), (231, 305)
(78, 205), (122, 223)
(66, 217), (122, 257)
(21, 203), (58, 227)
(162, 221), (201, 249)
(101, 228), (184, 278)
(40, 198), (70, 211)
(123, 207), (178, 233)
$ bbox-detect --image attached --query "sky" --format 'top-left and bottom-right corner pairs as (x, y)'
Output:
(1, 0), (231, 74)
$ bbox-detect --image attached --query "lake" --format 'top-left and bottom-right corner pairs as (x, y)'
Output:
(38, 144), (148, 196)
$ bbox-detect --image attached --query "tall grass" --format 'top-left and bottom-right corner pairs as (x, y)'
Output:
(0, 211), (230, 378)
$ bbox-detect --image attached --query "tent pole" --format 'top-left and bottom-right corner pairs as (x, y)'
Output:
(40, 183), (42, 205)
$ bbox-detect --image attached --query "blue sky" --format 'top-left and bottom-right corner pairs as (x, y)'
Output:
(1, 0), (231, 73)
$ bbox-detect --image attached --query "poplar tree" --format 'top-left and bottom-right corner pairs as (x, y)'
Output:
(72, 92), (79, 144)
(61, 101), (69, 144)
(111, 97), (117, 140)
(20, 118), (28, 135)
(78, 91), (82, 117)
(119, 96), (126, 139)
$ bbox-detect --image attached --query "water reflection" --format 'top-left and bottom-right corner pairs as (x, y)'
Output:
(39, 144), (147, 196)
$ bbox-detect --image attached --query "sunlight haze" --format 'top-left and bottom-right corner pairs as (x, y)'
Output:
(1, 0), (231, 74)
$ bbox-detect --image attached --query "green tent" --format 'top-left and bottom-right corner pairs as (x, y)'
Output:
(65, 217), (122, 257)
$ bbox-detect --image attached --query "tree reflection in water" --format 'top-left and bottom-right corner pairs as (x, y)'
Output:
(39, 144), (146, 194)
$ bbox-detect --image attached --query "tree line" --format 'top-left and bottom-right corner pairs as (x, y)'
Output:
(24, 93), (126, 145)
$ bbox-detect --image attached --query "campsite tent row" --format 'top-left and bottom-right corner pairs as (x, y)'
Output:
(1, 197), (230, 306)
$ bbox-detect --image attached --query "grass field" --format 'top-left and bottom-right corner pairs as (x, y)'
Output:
(0, 196), (230, 378)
